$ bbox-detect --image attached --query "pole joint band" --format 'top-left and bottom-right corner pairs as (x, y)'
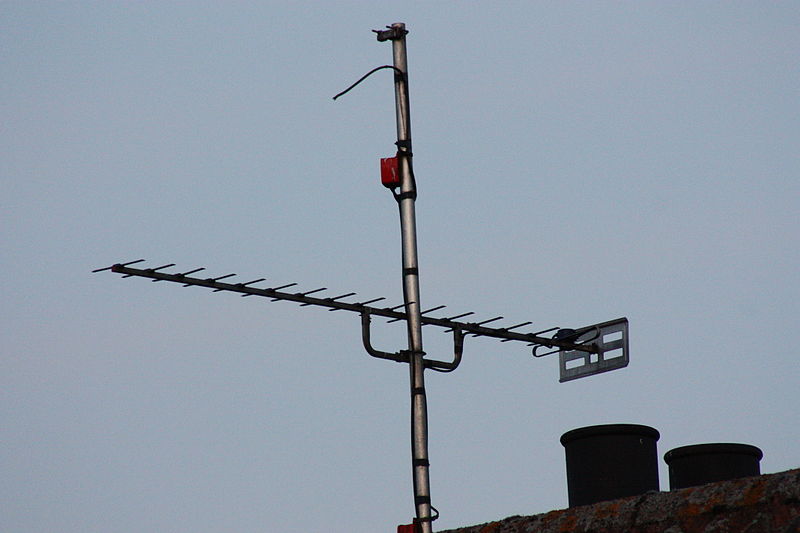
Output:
(396, 191), (417, 201)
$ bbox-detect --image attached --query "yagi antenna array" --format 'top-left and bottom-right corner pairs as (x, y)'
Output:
(93, 260), (629, 379)
(95, 22), (630, 532)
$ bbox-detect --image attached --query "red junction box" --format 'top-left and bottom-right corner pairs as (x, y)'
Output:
(381, 156), (400, 188)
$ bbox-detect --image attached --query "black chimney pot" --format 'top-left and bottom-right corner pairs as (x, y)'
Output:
(664, 443), (763, 490)
(561, 424), (660, 507)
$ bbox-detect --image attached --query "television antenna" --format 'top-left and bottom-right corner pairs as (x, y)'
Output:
(94, 22), (629, 532)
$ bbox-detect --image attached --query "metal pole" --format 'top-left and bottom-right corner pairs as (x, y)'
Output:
(382, 22), (434, 532)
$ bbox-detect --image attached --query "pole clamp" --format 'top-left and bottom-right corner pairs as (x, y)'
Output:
(395, 191), (417, 201)
(395, 140), (413, 156)
(374, 26), (408, 42)
(412, 502), (440, 523)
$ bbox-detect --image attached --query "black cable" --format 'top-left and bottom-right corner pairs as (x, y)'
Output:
(332, 65), (404, 100)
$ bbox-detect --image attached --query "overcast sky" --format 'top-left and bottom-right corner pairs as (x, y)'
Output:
(3, 3), (798, 532)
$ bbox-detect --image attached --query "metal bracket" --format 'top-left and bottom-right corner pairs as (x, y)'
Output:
(373, 24), (408, 42)
(360, 311), (464, 372)
(424, 327), (464, 373)
(360, 311), (408, 364)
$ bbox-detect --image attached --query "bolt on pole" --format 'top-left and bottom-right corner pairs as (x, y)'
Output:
(380, 22), (434, 532)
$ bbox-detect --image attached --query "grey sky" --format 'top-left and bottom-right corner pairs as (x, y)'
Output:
(2, 3), (798, 532)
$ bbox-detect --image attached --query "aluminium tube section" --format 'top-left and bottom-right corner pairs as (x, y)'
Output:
(389, 23), (434, 532)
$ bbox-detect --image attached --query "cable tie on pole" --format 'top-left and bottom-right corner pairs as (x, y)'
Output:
(395, 191), (416, 201)
(395, 140), (413, 157)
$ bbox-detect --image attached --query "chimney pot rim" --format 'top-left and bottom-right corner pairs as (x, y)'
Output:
(560, 424), (660, 446)
(664, 443), (763, 462)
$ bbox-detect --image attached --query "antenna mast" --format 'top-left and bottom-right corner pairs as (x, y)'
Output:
(376, 22), (434, 531)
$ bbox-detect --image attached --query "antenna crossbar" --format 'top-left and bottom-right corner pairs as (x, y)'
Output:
(95, 261), (601, 354)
